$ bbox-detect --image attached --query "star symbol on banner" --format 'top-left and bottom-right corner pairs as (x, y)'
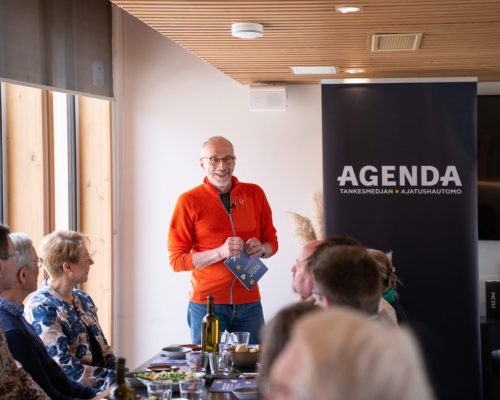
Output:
(249, 279), (255, 285)
(240, 274), (246, 280)
(236, 265), (241, 270)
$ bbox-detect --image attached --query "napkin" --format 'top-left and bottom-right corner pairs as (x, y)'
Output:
(210, 378), (257, 392)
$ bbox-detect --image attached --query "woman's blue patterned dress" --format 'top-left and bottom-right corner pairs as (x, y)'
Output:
(25, 282), (116, 391)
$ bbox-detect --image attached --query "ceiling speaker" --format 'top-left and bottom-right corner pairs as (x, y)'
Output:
(249, 85), (287, 111)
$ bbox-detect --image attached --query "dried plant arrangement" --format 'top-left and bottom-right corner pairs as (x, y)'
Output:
(312, 192), (324, 241)
(287, 211), (317, 244)
(287, 192), (324, 245)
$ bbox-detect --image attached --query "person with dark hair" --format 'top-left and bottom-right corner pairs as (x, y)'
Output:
(259, 301), (318, 389)
(307, 234), (362, 268)
(0, 224), (49, 399)
(311, 245), (386, 320)
(291, 235), (360, 301)
(0, 232), (97, 399)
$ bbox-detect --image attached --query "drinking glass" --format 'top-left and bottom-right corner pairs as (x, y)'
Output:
(145, 380), (172, 400)
(179, 379), (206, 400)
(208, 351), (230, 375)
(230, 331), (250, 347)
(186, 351), (208, 374)
(219, 330), (231, 353)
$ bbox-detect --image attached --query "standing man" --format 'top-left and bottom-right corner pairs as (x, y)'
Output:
(168, 136), (278, 344)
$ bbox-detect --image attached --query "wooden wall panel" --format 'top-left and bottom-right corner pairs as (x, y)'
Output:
(78, 96), (113, 342)
(5, 84), (50, 254)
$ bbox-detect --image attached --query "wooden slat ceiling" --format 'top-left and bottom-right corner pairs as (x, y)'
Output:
(110, 0), (500, 85)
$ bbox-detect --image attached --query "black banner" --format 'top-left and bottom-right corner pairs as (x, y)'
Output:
(322, 81), (480, 400)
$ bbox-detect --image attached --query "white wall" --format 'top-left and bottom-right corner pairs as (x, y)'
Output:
(113, 10), (322, 367)
(113, 9), (500, 368)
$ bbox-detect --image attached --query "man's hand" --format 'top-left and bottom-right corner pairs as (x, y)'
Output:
(218, 236), (245, 258)
(245, 237), (267, 258)
(192, 236), (244, 269)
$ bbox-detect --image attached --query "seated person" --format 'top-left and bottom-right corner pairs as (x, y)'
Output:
(368, 248), (408, 323)
(291, 240), (323, 301)
(0, 224), (49, 399)
(291, 235), (361, 301)
(266, 307), (434, 400)
(310, 245), (396, 325)
(0, 232), (97, 399)
(258, 301), (318, 392)
(25, 230), (116, 391)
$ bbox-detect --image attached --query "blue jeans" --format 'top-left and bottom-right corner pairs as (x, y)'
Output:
(187, 301), (265, 345)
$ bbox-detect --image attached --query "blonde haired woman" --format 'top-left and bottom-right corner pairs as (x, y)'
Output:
(267, 307), (433, 400)
(368, 248), (408, 323)
(25, 230), (116, 391)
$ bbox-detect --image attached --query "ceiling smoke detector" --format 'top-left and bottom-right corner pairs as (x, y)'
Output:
(231, 23), (264, 39)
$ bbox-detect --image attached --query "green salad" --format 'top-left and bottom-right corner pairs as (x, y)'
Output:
(136, 370), (195, 382)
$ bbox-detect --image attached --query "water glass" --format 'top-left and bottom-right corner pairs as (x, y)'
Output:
(208, 351), (230, 375)
(146, 380), (172, 400)
(231, 331), (250, 347)
(186, 351), (208, 374)
(179, 379), (206, 400)
(219, 330), (231, 353)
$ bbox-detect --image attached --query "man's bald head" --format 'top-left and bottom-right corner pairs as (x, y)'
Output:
(292, 240), (324, 300)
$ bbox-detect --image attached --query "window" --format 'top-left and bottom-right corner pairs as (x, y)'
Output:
(0, 81), (113, 342)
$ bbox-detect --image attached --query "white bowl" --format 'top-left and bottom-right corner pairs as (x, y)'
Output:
(161, 346), (191, 358)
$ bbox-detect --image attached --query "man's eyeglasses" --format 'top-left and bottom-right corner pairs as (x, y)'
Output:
(201, 156), (236, 166)
(0, 251), (19, 261)
(30, 258), (44, 268)
(81, 257), (94, 265)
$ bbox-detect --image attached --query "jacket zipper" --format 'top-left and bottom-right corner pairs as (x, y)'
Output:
(222, 195), (237, 305)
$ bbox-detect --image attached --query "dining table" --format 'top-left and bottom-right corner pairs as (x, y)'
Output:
(130, 347), (259, 400)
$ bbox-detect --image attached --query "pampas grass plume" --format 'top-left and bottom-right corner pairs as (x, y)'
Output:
(312, 192), (324, 240)
(287, 211), (317, 244)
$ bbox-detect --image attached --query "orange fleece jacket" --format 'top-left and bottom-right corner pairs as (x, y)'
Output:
(168, 176), (278, 304)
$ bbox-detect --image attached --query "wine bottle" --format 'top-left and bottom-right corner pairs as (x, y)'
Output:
(201, 295), (219, 352)
(109, 357), (137, 400)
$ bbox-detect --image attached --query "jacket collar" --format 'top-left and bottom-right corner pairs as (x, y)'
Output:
(0, 296), (24, 317)
(203, 176), (240, 199)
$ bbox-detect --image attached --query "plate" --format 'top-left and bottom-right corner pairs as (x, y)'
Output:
(134, 370), (201, 383)
(134, 371), (205, 393)
(146, 364), (180, 372)
(232, 387), (258, 400)
(178, 343), (202, 351)
(161, 346), (192, 358)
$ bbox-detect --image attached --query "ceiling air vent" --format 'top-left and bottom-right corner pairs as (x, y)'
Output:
(371, 33), (423, 52)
